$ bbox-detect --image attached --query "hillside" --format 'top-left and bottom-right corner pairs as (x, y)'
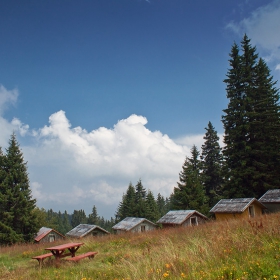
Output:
(1, 213), (280, 279)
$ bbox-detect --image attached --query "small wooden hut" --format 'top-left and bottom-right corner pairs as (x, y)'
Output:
(112, 217), (157, 234)
(66, 224), (109, 238)
(34, 227), (65, 244)
(259, 189), (280, 213)
(157, 210), (208, 228)
(210, 198), (266, 221)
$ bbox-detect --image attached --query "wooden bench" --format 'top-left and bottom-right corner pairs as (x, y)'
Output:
(66, 251), (98, 262)
(32, 252), (54, 268)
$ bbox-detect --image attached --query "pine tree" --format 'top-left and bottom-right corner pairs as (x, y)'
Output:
(246, 58), (280, 195)
(0, 133), (38, 243)
(46, 209), (60, 229)
(145, 190), (160, 222)
(171, 145), (208, 215)
(156, 193), (167, 217)
(115, 182), (136, 221)
(222, 40), (248, 197)
(222, 35), (280, 198)
(71, 209), (87, 227)
(201, 122), (223, 207)
(134, 179), (147, 218)
(62, 210), (72, 234)
(88, 205), (100, 225)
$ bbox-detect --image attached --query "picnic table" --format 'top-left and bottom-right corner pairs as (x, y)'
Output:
(32, 242), (97, 268)
(45, 242), (84, 260)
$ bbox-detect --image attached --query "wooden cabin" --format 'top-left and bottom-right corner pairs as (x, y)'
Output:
(259, 189), (280, 213)
(112, 217), (157, 234)
(34, 227), (65, 244)
(157, 210), (207, 228)
(66, 224), (110, 238)
(210, 198), (266, 221)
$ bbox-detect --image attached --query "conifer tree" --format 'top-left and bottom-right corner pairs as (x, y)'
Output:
(71, 209), (87, 227)
(134, 179), (147, 217)
(156, 193), (167, 217)
(0, 133), (38, 243)
(115, 182), (136, 221)
(201, 122), (223, 207)
(145, 190), (160, 222)
(246, 58), (280, 195)
(222, 35), (280, 198)
(62, 210), (72, 234)
(171, 145), (208, 215)
(88, 205), (100, 225)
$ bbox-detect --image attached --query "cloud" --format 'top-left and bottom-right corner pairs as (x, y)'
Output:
(0, 84), (18, 114)
(174, 133), (224, 150)
(0, 86), (211, 219)
(0, 85), (28, 147)
(226, 0), (280, 71)
(24, 110), (197, 218)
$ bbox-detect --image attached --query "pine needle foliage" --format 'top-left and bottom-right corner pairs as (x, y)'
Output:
(222, 35), (280, 198)
(0, 133), (38, 244)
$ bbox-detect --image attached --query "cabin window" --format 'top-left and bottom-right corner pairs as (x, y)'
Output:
(141, 225), (146, 232)
(49, 234), (55, 242)
(248, 205), (255, 217)
(190, 217), (197, 226)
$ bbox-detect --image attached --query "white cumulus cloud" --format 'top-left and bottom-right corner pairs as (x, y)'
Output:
(24, 110), (196, 218)
(0, 86), (211, 219)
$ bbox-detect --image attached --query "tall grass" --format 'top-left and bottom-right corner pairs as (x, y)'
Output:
(1, 213), (280, 279)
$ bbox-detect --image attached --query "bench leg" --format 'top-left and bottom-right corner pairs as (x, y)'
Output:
(36, 259), (43, 269)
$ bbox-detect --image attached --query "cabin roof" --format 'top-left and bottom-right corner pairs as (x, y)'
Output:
(259, 189), (280, 203)
(66, 224), (109, 238)
(209, 198), (266, 213)
(34, 227), (65, 242)
(156, 210), (207, 224)
(112, 217), (156, 231)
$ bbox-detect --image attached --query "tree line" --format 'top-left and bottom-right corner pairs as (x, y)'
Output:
(115, 180), (170, 223)
(33, 206), (116, 235)
(1, 35), (280, 244)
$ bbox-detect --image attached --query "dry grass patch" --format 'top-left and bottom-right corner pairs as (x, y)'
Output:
(1, 213), (280, 279)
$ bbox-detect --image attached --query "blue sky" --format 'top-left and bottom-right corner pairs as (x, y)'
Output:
(0, 0), (280, 219)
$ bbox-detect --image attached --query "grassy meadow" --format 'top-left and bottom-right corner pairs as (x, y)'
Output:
(1, 213), (280, 280)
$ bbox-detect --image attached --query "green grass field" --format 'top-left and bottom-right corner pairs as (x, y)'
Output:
(1, 213), (280, 280)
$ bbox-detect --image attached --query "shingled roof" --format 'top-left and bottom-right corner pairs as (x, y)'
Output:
(259, 189), (280, 203)
(34, 227), (65, 242)
(66, 224), (109, 238)
(156, 210), (207, 225)
(112, 217), (156, 231)
(210, 198), (266, 213)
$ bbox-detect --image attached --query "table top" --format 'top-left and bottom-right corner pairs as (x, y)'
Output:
(45, 242), (84, 251)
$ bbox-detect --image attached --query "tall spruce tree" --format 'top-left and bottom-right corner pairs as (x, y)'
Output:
(0, 133), (38, 243)
(88, 205), (100, 225)
(134, 179), (147, 217)
(201, 121), (223, 207)
(115, 182), (136, 221)
(156, 193), (167, 217)
(171, 145), (208, 215)
(0, 146), (19, 244)
(222, 35), (280, 198)
(246, 58), (280, 195)
(145, 190), (160, 222)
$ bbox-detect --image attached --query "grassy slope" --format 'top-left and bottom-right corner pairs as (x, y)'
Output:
(1, 213), (280, 280)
